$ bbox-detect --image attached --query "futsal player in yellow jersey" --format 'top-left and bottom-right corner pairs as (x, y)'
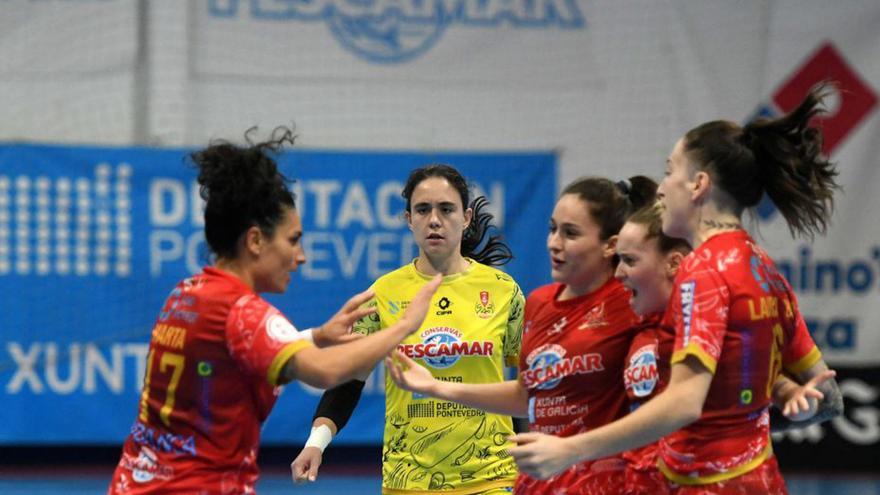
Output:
(361, 260), (523, 494)
(292, 164), (524, 495)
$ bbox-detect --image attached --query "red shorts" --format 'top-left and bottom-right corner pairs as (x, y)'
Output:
(623, 443), (668, 495)
(668, 456), (787, 495)
(514, 457), (627, 495)
(107, 448), (258, 495)
(624, 465), (670, 495)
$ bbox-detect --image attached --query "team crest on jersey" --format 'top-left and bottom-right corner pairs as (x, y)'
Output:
(522, 344), (604, 390)
(397, 326), (494, 369)
(266, 314), (301, 343)
(577, 302), (609, 330)
(624, 344), (659, 398)
(475, 290), (495, 319)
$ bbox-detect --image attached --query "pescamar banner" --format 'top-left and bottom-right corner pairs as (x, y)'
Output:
(0, 144), (556, 444)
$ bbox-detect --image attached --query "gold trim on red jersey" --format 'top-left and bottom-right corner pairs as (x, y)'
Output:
(267, 340), (313, 386)
(671, 342), (718, 374)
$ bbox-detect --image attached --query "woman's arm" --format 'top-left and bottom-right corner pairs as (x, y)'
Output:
(386, 351), (530, 417)
(510, 355), (713, 480)
(771, 359), (843, 432)
(282, 275), (441, 389)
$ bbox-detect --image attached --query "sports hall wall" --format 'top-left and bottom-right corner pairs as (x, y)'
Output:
(1, 0), (878, 471)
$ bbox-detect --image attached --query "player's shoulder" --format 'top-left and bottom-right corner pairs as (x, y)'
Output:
(603, 277), (631, 298)
(526, 283), (559, 304)
(181, 267), (252, 306)
(371, 263), (419, 292)
(468, 262), (519, 289)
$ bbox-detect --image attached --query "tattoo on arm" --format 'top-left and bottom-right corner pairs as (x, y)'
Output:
(811, 377), (845, 425)
(770, 376), (844, 433)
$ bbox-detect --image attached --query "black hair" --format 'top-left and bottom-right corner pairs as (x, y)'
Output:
(402, 164), (513, 266)
(190, 126), (297, 259)
(561, 175), (658, 241)
(683, 84), (839, 238)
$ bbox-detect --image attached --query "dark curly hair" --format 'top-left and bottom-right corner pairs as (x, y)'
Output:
(402, 164), (513, 266)
(189, 126), (297, 259)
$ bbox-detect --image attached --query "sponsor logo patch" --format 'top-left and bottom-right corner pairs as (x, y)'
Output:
(624, 344), (659, 398)
(522, 343), (604, 390)
(266, 314), (301, 342)
(680, 281), (695, 345)
(397, 327), (493, 368)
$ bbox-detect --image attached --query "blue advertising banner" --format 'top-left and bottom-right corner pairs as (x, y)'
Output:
(0, 144), (556, 445)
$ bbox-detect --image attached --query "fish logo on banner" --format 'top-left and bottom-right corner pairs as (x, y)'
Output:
(209, 0), (586, 64)
(749, 42), (877, 221)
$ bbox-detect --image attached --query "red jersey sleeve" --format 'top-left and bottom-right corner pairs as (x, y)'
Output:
(782, 305), (822, 374)
(670, 268), (730, 374)
(226, 294), (313, 387)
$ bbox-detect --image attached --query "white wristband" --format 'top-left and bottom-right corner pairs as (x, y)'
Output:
(300, 328), (315, 343)
(304, 424), (333, 452)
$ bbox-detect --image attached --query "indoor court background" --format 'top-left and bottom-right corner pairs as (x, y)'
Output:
(2, 1), (879, 493)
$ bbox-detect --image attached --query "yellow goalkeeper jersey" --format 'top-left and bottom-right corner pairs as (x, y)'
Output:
(354, 259), (525, 495)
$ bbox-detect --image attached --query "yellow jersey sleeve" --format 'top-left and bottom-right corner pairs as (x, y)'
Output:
(503, 283), (525, 367)
(352, 294), (381, 336)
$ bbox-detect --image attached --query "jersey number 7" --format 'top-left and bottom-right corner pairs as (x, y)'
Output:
(139, 349), (186, 426)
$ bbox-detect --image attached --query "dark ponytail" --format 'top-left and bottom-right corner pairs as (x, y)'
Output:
(461, 196), (513, 266)
(742, 86), (838, 238)
(190, 126), (297, 259)
(402, 164), (513, 266)
(684, 84), (838, 239)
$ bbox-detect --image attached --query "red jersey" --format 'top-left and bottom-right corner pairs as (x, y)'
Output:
(109, 267), (313, 494)
(622, 313), (674, 495)
(515, 279), (640, 495)
(659, 231), (821, 485)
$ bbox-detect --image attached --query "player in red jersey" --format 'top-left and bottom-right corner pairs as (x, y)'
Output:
(387, 176), (657, 495)
(615, 203), (691, 495)
(108, 128), (441, 495)
(618, 202), (841, 495)
(508, 86), (844, 494)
